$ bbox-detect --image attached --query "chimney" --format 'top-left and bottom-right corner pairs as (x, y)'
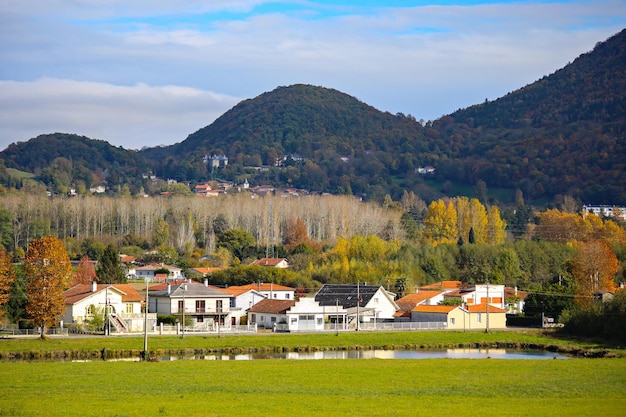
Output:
(204, 278), (208, 287)
(167, 283), (171, 295)
(91, 280), (97, 293)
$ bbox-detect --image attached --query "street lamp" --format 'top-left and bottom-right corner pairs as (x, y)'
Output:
(143, 278), (149, 361)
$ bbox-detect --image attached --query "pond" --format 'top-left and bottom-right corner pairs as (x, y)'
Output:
(156, 348), (570, 362)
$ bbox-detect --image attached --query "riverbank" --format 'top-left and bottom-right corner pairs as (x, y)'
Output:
(1, 329), (623, 361)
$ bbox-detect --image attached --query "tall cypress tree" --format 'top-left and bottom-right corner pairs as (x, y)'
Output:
(97, 244), (126, 284)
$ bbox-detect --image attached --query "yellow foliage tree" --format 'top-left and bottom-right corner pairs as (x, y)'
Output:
(486, 205), (507, 245)
(468, 198), (488, 243)
(24, 236), (72, 338)
(571, 240), (618, 308)
(424, 200), (458, 245)
(536, 209), (591, 243)
(0, 248), (15, 318)
(454, 197), (471, 243)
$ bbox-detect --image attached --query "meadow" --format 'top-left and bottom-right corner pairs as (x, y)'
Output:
(1, 331), (625, 416)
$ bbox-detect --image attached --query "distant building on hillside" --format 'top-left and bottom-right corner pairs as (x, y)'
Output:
(582, 205), (626, 221)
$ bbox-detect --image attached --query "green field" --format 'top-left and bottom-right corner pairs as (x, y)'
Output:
(1, 357), (625, 416)
(1, 331), (625, 416)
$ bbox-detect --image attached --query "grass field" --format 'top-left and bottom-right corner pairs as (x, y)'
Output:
(1, 331), (624, 416)
(1, 357), (625, 416)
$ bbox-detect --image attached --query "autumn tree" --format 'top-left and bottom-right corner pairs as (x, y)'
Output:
(423, 200), (458, 244)
(283, 217), (311, 250)
(571, 240), (618, 308)
(97, 244), (126, 284)
(70, 255), (97, 286)
(0, 248), (15, 317)
(24, 236), (72, 338)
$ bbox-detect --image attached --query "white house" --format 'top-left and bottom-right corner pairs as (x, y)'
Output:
(247, 298), (295, 329)
(148, 280), (232, 328)
(442, 284), (506, 310)
(134, 264), (184, 282)
(411, 304), (508, 330)
(217, 286), (267, 326)
(314, 284), (399, 327)
(228, 282), (295, 301)
(250, 258), (290, 268)
(63, 282), (156, 333)
(285, 297), (347, 332)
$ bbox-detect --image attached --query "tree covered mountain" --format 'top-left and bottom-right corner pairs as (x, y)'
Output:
(0, 133), (149, 193)
(1, 29), (624, 204)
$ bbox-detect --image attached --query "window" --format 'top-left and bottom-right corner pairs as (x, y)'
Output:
(126, 303), (133, 314)
(196, 300), (206, 313)
(178, 300), (184, 313)
(250, 314), (256, 324)
(450, 317), (455, 325)
(197, 316), (203, 323)
(271, 317), (276, 323)
(216, 300), (223, 312)
(317, 318), (323, 325)
(291, 318), (297, 324)
(477, 313), (482, 323)
(285, 294), (290, 299)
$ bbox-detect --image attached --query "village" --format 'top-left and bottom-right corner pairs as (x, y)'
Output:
(59, 255), (523, 338)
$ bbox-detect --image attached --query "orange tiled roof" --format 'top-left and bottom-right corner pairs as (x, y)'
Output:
(396, 290), (443, 311)
(413, 305), (459, 313)
(192, 267), (223, 275)
(420, 280), (463, 291)
(466, 304), (508, 313)
(247, 298), (295, 314)
(250, 258), (288, 267)
(232, 283), (295, 292)
(64, 283), (144, 304)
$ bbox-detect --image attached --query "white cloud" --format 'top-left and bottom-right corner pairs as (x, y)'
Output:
(0, 78), (240, 150)
(0, 1), (624, 150)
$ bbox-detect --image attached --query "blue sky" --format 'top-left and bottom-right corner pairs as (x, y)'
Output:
(0, 0), (624, 150)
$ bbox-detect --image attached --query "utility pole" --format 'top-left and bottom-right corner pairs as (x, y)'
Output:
(143, 278), (149, 361)
(485, 282), (490, 334)
(356, 281), (360, 332)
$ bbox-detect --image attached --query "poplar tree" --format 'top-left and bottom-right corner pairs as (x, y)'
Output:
(24, 236), (72, 338)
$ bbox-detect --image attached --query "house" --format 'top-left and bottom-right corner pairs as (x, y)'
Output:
(218, 286), (267, 326)
(505, 286), (528, 314)
(250, 258), (290, 268)
(134, 264), (184, 282)
(285, 297), (347, 332)
(314, 284), (399, 327)
(148, 280), (232, 328)
(229, 282), (295, 300)
(442, 284), (506, 310)
(63, 281), (156, 333)
(247, 298), (295, 329)
(411, 305), (466, 329)
(411, 303), (508, 330)
(395, 290), (445, 319)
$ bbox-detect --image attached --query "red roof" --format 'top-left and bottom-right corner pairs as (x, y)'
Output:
(64, 283), (144, 304)
(192, 267), (223, 275)
(250, 258), (288, 267)
(248, 298), (295, 314)
(230, 283), (295, 292)
(413, 305), (459, 313)
(466, 304), (508, 313)
(396, 290), (443, 311)
(421, 281), (463, 291)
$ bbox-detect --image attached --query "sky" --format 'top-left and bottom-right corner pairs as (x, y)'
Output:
(0, 1), (624, 151)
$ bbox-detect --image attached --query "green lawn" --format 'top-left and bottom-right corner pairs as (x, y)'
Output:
(0, 357), (624, 416)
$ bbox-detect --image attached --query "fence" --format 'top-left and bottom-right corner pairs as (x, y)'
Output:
(325, 321), (447, 332)
(0, 327), (69, 337)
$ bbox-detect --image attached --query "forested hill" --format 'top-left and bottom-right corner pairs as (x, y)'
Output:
(141, 84), (428, 168)
(430, 28), (626, 205)
(1, 29), (625, 204)
(0, 133), (148, 191)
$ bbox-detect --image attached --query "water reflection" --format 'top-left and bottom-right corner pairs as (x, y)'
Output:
(160, 348), (568, 361)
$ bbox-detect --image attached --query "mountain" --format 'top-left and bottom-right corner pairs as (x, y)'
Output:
(430, 28), (626, 204)
(140, 84), (430, 197)
(1, 29), (625, 204)
(0, 133), (149, 192)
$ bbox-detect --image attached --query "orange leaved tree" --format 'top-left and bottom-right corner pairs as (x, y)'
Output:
(571, 240), (618, 308)
(24, 236), (72, 338)
(0, 247), (15, 318)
